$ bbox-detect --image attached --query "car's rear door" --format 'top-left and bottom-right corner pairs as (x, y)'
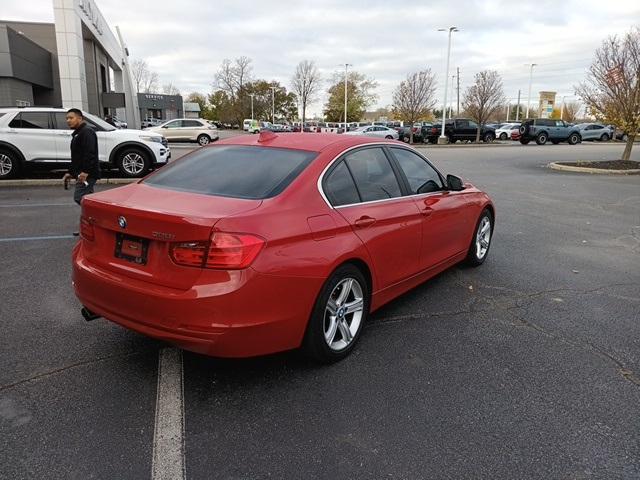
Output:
(6, 111), (58, 162)
(326, 146), (422, 290)
(387, 146), (472, 269)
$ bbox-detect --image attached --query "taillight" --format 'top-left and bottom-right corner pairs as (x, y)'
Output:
(169, 233), (265, 270)
(80, 216), (94, 241)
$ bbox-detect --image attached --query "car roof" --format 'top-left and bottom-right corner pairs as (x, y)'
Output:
(216, 132), (402, 153)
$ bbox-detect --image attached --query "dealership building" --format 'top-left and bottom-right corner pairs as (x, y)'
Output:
(0, 0), (139, 127)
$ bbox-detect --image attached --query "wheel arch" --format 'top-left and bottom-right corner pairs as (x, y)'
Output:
(108, 141), (155, 165)
(0, 141), (25, 162)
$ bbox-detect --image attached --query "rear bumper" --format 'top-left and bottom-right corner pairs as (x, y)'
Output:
(72, 242), (324, 357)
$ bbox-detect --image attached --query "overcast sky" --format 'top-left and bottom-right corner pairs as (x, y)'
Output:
(3, 0), (639, 117)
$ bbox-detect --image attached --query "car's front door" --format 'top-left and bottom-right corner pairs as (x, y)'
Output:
(388, 146), (473, 269)
(52, 112), (108, 163)
(327, 146), (423, 289)
(161, 120), (183, 140)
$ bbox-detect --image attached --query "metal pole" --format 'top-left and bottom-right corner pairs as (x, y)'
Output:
(516, 89), (521, 121)
(269, 86), (277, 124)
(249, 94), (254, 120)
(525, 63), (536, 118)
(344, 63), (351, 130)
(506, 102), (509, 122)
(450, 75), (456, 118)
(438, 27), (457, 143)
(456, 66), (460, 115)
(560, 96), (565, 120)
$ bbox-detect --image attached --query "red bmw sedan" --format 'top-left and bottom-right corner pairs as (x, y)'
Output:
(73, 132), (494, 362)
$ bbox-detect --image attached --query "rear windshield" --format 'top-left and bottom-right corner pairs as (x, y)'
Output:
(145, 145), (317, 199)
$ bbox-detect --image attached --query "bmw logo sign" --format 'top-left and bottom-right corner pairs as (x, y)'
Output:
(118, 216), (127, 229)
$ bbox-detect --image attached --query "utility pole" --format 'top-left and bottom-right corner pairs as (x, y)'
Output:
(560, 96), (566, 120)
(249, 93), (255, 120)
(438, 26), (458, 144)
(456, 66), (460, 115)
(516, 89), (521, 121)
(525, 63), (537, 118)
(269, 86), (277, 124)
(344, 63), (352, 130)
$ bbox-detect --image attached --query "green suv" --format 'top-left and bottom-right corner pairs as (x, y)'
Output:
(519, 118), (582, 145)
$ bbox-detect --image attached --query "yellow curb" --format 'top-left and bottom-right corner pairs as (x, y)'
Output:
(548, 162), (640, 175)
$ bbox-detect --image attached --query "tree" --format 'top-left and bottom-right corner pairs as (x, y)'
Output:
(186, 92), (209, 118)
(392, 69), (437, 143)
(244, 80), (298, 122)
(324, 70), (378, 122)
(461, 70), (505, 142)
(162, 83), (180, 96)
(576, 27), (640, 161)
(561, 101), (580, 123)
(291, 60), (322, 125)
(131, 59), (158, 93)
(214, 56), (253, 124)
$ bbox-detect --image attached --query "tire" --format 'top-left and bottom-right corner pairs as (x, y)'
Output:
(568, 133), (580, 145)
(302, 264), (370, 363)
(465, 209), (493, 267)
(447, 135), (455, 144)
(116, 148), (150, 178)
(600, 133), (609, 142)
(499, 132), (507, 140)
(0, 148), (21, 179)
(385, 135), (393, 139)
(519, 139), (530, 145)
(197, 134), (211, 146)
(483, 132), (495, 143)
(622, 134), (629, 142)
(535, 132), (548, 145)
(402, 135), (409, 143)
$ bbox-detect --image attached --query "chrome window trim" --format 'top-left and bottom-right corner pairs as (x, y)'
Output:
(317, 143), (449, 210)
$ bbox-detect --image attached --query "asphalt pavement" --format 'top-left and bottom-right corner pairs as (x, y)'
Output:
(1, 142), (639, 479)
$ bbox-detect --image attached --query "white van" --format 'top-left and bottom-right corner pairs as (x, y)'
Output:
(243, 119), (252, 131)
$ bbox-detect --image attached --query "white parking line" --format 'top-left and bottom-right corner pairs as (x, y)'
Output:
(152, 348), (186, 480)
(0, 235), (76, 242)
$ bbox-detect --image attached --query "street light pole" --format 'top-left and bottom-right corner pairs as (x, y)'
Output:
(525, 63), (537, 118)
(560, 95), (566, 120)
(269, 86), (277, 124)
(438, 26), (458, 144)
(344, 63), (352, 131)
(249, 93), (255, 120)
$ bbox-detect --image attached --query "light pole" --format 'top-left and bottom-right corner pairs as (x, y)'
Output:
(248, 93), (255, 120)
(449, 74), (456, 118)
(525, 63), (537, 118)
(438, 26), (458, 144)
(344, 63), (352, 130)
(560, 95), (566, 120)
(269, 86), (278, 124)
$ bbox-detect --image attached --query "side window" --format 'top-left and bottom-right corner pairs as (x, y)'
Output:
(391, 148), (443, 194)
(184, 120), (202, 128)
(324, 161), (360, 207)
(15, 112), (50, 129)
(593, 125), (603, 130)
(467, 121), (477, 129)
(555, 120), (565, 127)
(344, 147), (402, 202)
(53, 112), (71, 130)
(8, 113), (22, 128)
(457, 120), (469, 128)
(165, 120), (182, 128)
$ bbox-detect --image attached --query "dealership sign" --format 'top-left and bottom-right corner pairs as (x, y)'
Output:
(78, 0), (104, 36)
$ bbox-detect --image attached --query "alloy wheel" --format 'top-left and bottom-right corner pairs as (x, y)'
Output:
(0, 153), (13, 176)
(476, 216), (491, 260)
(323, 278), (364, 351)
(122, 153), (145, 175)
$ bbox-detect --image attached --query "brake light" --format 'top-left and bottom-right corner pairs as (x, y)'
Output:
(169, 233), (265, 270)
(80, 216), (94, 241)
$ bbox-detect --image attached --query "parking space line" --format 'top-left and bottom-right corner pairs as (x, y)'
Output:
(152, 348), (186, 480)
(0, 235), (76, 242)
(0, 203), (74, 208)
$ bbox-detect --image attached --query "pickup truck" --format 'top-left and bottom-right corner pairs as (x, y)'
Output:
(424, 118), (496, 144)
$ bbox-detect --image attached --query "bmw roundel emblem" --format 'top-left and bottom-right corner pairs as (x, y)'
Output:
(118, 216), (127, 229)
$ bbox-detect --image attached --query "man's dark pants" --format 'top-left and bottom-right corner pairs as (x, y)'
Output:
(73, 179), (97, 205)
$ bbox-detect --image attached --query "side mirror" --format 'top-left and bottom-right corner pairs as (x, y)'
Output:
(446, 174), (465, 191)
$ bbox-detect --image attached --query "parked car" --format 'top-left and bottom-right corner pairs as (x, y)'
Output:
(425, 119), (496, 144)
(575, 123), (614, 141)
(0, 107), (170, 179)
(344, 125), (399, 140)
(495, 123), (520, 140)
(141, 117), (163, 129)
(146, 118), (219, 146)
(72, 132), (495, 362)
(518, 118), (581, 145)
(243, 119), (252, 131)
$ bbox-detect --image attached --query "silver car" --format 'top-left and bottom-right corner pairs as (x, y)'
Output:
(344, 125), (399, 140)
(575, 123), (614, 141)
(146, 118), (219, 145)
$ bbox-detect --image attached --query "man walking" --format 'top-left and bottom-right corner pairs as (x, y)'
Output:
(62, 108), (100, 208)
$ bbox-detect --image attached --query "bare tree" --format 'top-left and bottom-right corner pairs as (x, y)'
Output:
(576, 27), (640, 161)
(462, 70), (505, 142)
(392, 69), (437, 143)
(214, 56), (254, 123)
(291, 60), (322, 124)
(162, 83), (180, 96)
(131, 59), (159, 93)
(562, 101), (581, 123)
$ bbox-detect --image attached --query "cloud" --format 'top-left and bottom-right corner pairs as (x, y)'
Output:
(2, 0), (639, 114)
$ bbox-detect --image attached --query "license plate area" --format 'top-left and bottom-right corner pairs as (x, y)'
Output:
(115, 233), (149, 265)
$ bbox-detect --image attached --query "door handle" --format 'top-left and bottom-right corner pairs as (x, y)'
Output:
(354, 216), (376, 228)
(421, 207), (433, 217)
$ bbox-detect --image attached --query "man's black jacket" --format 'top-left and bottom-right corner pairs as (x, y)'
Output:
(69, 122), (101, 179)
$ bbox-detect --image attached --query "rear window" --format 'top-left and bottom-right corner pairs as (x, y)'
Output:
(145, 145), (317, 199)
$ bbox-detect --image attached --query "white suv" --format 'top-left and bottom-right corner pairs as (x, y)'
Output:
(145, 118), (219, 146)
(0, 107), (171, 179)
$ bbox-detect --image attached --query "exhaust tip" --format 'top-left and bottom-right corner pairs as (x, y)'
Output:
(81, 307), (101, 322)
